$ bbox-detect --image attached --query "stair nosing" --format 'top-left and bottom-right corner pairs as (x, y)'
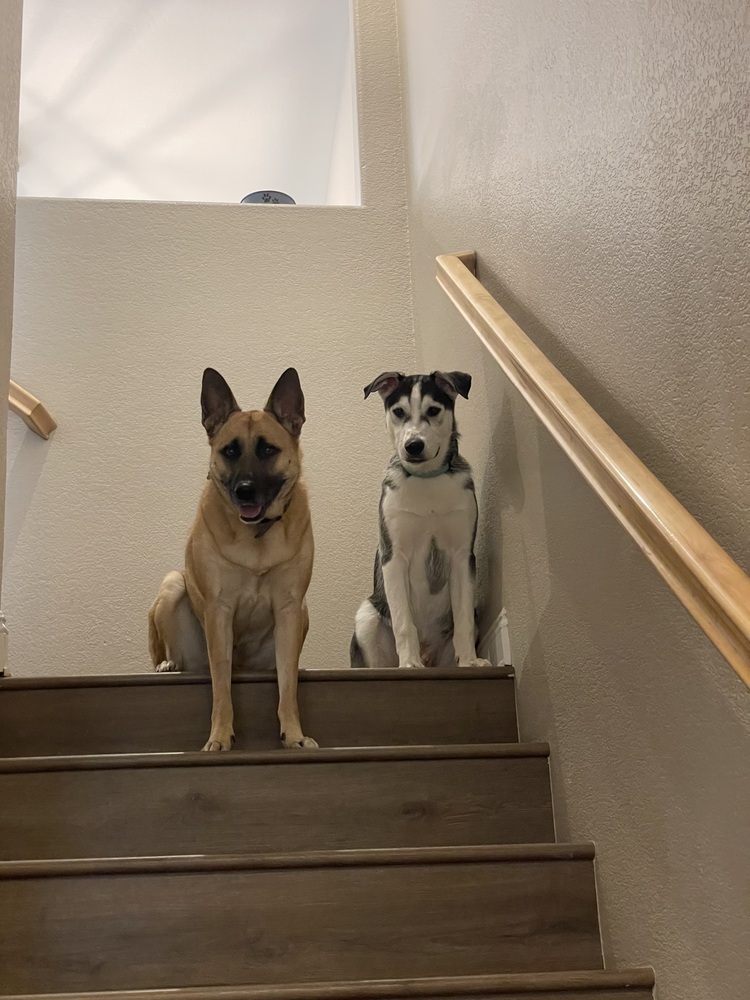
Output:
(0, 667), (514, 691)
(0, 842), (594, 880)
(0, 741), (548, 774)
(1, 968), (656, 999)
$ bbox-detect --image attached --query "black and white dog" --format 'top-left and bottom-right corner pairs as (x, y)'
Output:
(350, 370), (491, 669)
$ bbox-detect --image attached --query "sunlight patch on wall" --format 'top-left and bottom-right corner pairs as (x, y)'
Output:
(18, 0), (360, 205)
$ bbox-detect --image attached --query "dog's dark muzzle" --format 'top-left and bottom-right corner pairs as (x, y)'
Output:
(232, 477), (285, 524)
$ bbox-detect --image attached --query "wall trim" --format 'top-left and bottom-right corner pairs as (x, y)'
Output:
(0, 611), (8, 676)
(478, 607), (511, 667)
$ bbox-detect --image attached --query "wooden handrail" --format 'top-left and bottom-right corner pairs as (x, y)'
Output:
(437, 251), (750, 688)
(8, 380), (57, 439)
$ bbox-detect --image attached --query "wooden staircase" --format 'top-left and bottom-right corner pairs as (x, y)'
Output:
(0, 668), (654, 999)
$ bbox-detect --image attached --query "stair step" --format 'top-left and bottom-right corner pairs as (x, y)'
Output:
(0, 845), (601, 994)
(0, 743), (553, 860)
(0, 668), (516, 756)
(2, 968), (656, 999)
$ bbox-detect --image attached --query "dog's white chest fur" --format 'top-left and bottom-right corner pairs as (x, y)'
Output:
(384, 473), (474, 542)
(382, 473), (476, 633)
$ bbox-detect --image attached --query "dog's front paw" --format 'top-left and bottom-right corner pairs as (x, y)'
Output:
(282, 733), (319, 750)
(155, 659), (180, 672)
(399, 659), (426, 669)
(202, 728), (234, 751)
(458, 657), (493, 668)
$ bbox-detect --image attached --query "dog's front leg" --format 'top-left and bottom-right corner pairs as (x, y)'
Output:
(450, 552), (491, 668)
(273, 599), (318, 749)
(202, 603), (235, 751)
(382, 556), (425, 669)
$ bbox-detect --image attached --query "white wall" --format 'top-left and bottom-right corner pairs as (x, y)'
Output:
(0, 0), (23, 619)
(6, 0), (413, 677)
(19, 0), (359, 205)
(397, 2), (750, 998)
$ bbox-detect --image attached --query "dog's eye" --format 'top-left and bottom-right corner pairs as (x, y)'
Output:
(426, 406), (442, 418)
(221, 440), (241, 461)
(392, 407), (406, 420)
(256, 438), (280, 460)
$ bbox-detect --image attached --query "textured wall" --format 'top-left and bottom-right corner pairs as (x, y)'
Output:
(397, 1), (750, 998)
(5, 0), (414, 676)
(0, 0), (22, 599)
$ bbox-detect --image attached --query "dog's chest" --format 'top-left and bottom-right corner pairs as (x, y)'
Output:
(384, 474), (475, 551)
(233, 579), (274, 637)
(381, 475), (475, 632)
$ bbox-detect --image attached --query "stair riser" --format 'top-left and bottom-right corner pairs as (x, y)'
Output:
(0, 859), (601, 993)
(0, 756), (553, 860)
(0, 676), (517, 756)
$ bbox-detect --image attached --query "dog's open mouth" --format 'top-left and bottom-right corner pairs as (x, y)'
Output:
(403, 451), (439, 465)
(238, 503), (265, 523)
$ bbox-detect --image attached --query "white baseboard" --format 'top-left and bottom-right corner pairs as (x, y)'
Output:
(0, 611), (7, 676)
(478, 607), (512, 667)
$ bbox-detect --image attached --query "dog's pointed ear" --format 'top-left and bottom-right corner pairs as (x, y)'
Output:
(201, 368), (240, 438)
(433, 370), (472, 400)
(363, 371), (404, 400)
(266, 368), (305, 437)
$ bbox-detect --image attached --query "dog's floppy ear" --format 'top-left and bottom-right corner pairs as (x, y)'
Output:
(266, 368), (305, 437)
(363, 371), (404, 400)
(433, 370), (472, 400)
(201, 368), (240, 438)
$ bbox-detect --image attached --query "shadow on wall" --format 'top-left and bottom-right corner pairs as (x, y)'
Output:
(474, 377), (523, 629)
(517, 428), (750, 983)
(470, 264), (747, 568)
(470, 269), (750, 992)
(471, 265), (750, 715)
(4, 426), (53, 565)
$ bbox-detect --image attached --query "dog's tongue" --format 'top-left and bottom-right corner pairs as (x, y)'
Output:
(239, 503), (263, 522)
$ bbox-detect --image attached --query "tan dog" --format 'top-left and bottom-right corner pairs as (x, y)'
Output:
(148, 367), (317, 752)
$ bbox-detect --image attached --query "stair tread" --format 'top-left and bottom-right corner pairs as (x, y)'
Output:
(2, 969), (656, 999)
(0, 667), (514, 690)
(0, 842), (594, 879)
(0, 741), (548, 773)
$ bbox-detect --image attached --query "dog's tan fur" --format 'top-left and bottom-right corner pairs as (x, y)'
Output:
(148, 368), (316, 752)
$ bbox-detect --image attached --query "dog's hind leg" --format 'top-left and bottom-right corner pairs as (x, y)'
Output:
(148, 570), (209, 674)
(352, 599), (398, 668)
(349, 632), (367, 668)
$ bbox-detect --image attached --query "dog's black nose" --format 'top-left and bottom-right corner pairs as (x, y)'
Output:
(405, 438), (425, 457)
(234, 481), (256, 503)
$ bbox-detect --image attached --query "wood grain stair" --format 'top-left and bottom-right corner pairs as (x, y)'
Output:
(0, 743), (553, 858)
(0, 668), (517, 756)
(0, 845), (602, 992)
(0, 666), (653, 998)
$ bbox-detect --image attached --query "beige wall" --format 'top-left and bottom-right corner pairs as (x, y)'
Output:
(397, 1), (750, 998)
(0, 0), (23, 606)
(5, 0), (414, 676)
